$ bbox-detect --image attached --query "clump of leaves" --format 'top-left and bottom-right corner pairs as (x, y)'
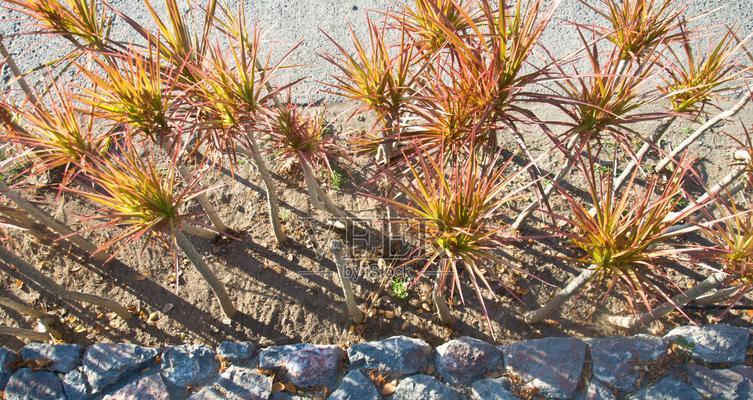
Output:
(2, 88), (105, 185)
(400, 0), (477, 53)
(554, 35), (664, 149)
(322, 17), (419, 127)
(77, 48), (173, 139)
(557, 150), (707, 314)
(704, 198), (753, 307)
(661, 28), (749, 114)
(583, 0), (685, 60)
(378, 145), (532, 336)
(5, 0), (111, 48)
(70, 141), (200, 253)
(264, 101), (339, 173)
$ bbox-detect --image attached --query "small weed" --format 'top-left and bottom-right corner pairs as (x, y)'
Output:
(390, 277), (409, 299)
(331, 169), (346, 192)
(680, 126), (694, 136)
(279, 209), (291, 222)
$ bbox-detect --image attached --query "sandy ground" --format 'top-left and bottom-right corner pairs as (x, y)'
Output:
(0, 0), (752, 351)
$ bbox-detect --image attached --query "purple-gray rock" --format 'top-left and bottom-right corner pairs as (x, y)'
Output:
(4, 368), (65, 400)
(503, 337), (586, 399)
(393, 374), (465, 400)
(348, 336), (432, 377)
(588, 335), (667, 392)
(160, 345), (219, 388)
(470, 378), (516, 400)
(664, 324), (750, 364)
(183, 367), (278, 400)
(217, 341), (256, 365)
(730, 366), (753, 381)
(576, 380), (616, 400)
(83, 343), (159, 393)
(62, 368), (89, 400)
(188, 387), (225, 399)
(328, 370), (380, 400)
(102, 370), (169, 400)
(686, 364), (752, 400)
(629, 376), (702, 400)
(0, 348), (16, 391)
(259, 343), (341, 389)
(21, 343), (82, 373)
(435, 336), (502, 384)
(213, 365), (273, 400)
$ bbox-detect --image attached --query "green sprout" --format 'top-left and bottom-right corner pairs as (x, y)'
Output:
(390, 277), (409, 299)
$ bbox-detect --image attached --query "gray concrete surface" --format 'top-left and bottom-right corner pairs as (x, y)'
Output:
(1, 0), (752, 103)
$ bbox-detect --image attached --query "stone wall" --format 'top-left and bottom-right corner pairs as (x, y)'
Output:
(1, 324), (751, 399)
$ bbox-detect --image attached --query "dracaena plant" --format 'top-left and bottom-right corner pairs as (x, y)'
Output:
(404, 64), (493, 157)
(555, 38), (665, 149)
(525, 150), (707, 323)
(447, 0), (561, 123)
(70, 139), (236, 318)
(184, 3), (300, 244)
(399, 0), (479, 54)
(76, 48), (174, 140)
(582, 0), (685, 60)
(378, 144), (531, 337)
(2, 87), (106, 187)
(661, 27), (750, 114)
(264, 100), (347, 220)
(4, 0), (111, 49)
(322, 16), (421, 161)
(705, 199), (753, 307)
(115, 0), (217, 85)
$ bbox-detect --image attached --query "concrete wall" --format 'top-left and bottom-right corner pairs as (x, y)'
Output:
(1, 0), (752, 103)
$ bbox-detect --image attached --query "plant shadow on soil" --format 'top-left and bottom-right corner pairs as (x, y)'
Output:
(2, 104), (753, 350)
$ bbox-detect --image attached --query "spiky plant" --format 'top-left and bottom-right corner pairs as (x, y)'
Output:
(377, 145), (531, 336)
(2, 88), (105, 187)
(76, 48), (173, 139)
(404, 65), (492, 157)
(70, 141), (236, 318)
(661, 28), (749, 114)
(116, 0), (217, 84)
(185, 3), (300, 244)
(399, 0), (479, 54)
(526, 151), (707, 322)
(582, 0), (685, 60)
(322, 17), (418, 125)
(446, 0), (562, 122)
(265, 100), (347, 219)
(4, 0), (111, 49)
(555, 39), (665, 148)
(705, 200), (753, 306)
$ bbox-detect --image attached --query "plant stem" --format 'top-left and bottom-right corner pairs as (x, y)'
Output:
(238, 141), (286, 245)
(655, 95), (751, 173)
(607, 271), (728, 329)
(0, 246), (134, 321)
(174, 230), (237, 319)
(524, 267), (596, 323)
(433, 277), (453, 324)
(691, 285), (742, 306)
(0, 181), (109, 262)
(0, 296), (53, 319)
(511, 137), (579, 231)
(181, 224), (219, 241)
(302, 162), (347, 218)
(613, 116), (676, 192)
(665, 163), (747, 221)
(176, 166), (228, 234)
(0, 325), (50, 341)
(0, 36), (40, 106)
(331, 241), (364, 324)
